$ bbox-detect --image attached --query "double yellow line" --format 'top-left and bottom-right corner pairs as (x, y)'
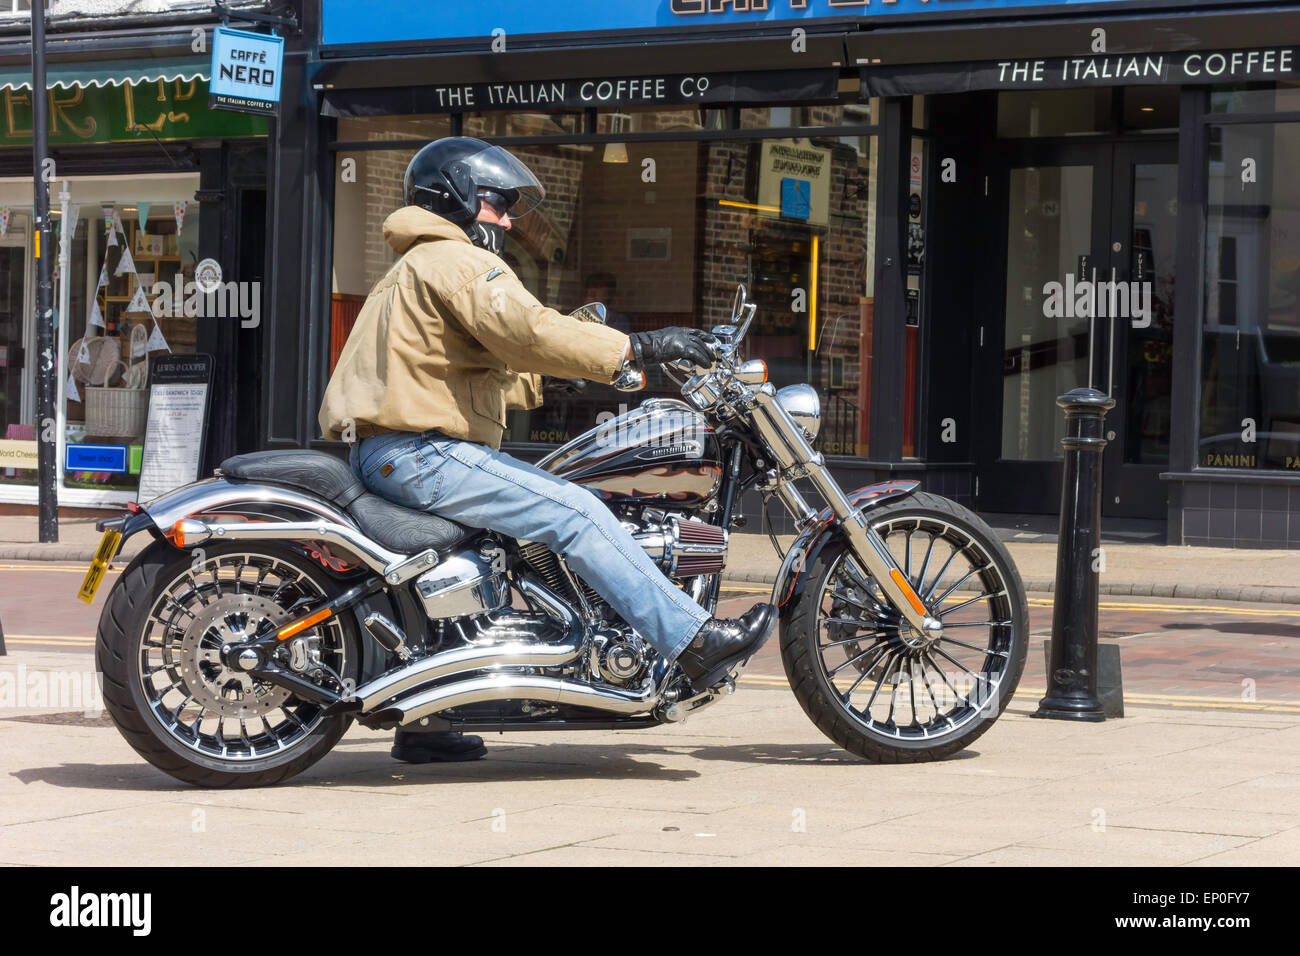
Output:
(0, 563), (106, 573)
(735, 674), (1300, 714)
(4, 634), (96, 647)
(722, 582), (1300, 618)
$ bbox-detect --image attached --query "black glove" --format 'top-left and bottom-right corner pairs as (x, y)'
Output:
(629, 327), (714, 371)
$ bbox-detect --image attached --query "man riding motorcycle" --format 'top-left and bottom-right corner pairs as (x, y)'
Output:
(320, 137), (776, 764)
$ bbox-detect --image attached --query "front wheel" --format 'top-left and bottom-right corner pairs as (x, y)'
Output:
(781, 492), (1028, 762)
(96, 541), (360, 787)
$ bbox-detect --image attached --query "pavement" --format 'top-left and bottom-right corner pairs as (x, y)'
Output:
(2, 513), (1299, 604)
(1, 527), (1298, 865)
(0, 646), (1297, 866)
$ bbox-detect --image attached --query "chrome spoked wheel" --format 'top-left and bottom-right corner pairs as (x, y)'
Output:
(136, 550), (349, 762)
(814, 514), (1018, 744)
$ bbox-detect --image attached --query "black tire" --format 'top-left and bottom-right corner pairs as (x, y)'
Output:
(780, 492), (1028, 763)
(95, 540), (359, 788)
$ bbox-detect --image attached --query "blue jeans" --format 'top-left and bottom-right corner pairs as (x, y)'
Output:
(350, 431), (710, 661)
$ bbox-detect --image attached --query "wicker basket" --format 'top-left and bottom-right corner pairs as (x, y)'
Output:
(86, 360), (149, 438)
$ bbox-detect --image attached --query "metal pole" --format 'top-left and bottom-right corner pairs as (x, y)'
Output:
(1033, 386), (1114, 722)
(31, 0), (58, 542)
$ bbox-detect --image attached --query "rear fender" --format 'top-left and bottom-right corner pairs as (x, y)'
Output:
(771, 480), (920, 610)
(106, 478), (380, 576)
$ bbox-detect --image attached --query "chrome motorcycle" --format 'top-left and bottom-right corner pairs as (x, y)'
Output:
(91, 285), (1027, 787)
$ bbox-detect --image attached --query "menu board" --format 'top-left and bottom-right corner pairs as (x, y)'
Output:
(136, 354), (214, 503)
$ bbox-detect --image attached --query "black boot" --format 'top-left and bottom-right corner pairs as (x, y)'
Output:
(391, 730), (487, 764)
(676, 603), (777, 692)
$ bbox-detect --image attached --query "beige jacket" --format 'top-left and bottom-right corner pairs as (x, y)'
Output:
(320, 207), (630, 449)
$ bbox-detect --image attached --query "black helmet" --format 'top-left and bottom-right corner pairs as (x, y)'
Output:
(403, 137), (545, 224)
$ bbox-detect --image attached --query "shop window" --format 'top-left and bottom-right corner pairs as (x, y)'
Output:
(330, 128), (878, 457)
(997, 88), (1111, 138)
(336, 115), (452, 142)
(739, 102), (874, 129)
(1211, 82), (1300, 115)
(463, 113), (582, 138)
(0, 211), (32, 484)
(331, 148), (417, 364)
(596, 107), (725, 134)
(1199, 121), (1300, 472)
(0, 191), (202, 493)
(1122, 86), (1180, 131)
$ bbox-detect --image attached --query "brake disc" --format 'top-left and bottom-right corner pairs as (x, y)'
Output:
(177, 594), (292, 719)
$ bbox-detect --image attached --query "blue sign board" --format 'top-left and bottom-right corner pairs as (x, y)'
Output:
(209, 25), (284, 116)
(66, 444), (128, 475)
(321, 0), (1249, 47)
(781, 178), (811, 221)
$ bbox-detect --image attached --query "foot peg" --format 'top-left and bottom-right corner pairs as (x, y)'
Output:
(364, 612), (410, 661)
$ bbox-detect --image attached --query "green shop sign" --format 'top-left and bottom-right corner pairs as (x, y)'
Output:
(1, 79), (267, 147)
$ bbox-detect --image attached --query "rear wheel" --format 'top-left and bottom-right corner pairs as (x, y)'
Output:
(781, 493), (1028, 762)
(96, 541), (359, 787)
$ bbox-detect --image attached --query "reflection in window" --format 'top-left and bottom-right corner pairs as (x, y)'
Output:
(1210, 82), (1300, 115)
(1200, 121), (1300, 472)
(336, 115), (451, 142)
(596, 108), (724, 133)
(997, 88), (1111, 137)
(462, 112), (582, 138)
(330, 128), (879, 457)
(739, 102), (874, 129)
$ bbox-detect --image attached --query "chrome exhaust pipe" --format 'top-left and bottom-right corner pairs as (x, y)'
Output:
(370, 673), (658, 727)
(344, 577), (582, 714)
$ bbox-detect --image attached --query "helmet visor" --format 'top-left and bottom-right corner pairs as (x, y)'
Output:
(464, 144), (546, 218)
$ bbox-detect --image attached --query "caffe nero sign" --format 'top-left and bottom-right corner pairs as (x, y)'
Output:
(322, 69), (838, 117)
(863, 47), (1299, 95)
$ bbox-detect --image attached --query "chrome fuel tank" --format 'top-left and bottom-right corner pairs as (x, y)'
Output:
(537, 399), (722, 506)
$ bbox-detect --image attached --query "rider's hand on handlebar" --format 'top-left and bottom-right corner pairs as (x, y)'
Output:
(629, 327), (715, 371)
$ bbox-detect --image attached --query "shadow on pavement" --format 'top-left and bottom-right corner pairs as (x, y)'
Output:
(10, 739), (980, 792)
(11, 764), (190, 792)
(1159, 621), (1300, 639)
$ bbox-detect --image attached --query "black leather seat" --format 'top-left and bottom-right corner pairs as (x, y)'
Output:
(218, 450), (473, 555)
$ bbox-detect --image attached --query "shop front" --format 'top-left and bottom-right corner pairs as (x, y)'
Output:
(847, 3), (1300, 544)
(275, 0), (1300, 544)
(0, 54), (269, 510)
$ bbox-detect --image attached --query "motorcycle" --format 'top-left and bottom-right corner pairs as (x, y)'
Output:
(88, 285), (1027, 787)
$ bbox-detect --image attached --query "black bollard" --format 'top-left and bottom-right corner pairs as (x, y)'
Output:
(1033, 387), (1114, 722)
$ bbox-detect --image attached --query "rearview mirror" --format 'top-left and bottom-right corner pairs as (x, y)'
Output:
(570, 302), (608, 325)
(730, 284), (748, 324)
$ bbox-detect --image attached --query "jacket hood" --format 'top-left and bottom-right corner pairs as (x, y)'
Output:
(383, 206), (471, 255)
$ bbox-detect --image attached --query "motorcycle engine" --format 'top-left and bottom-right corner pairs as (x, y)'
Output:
(625, 509), (729, 580)
(589, 626), (652, 687)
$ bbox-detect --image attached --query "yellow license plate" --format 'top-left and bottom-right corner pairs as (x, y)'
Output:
(77, 529), (122, 604)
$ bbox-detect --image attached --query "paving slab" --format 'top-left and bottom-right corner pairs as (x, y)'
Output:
(3, 657), (1298, 866)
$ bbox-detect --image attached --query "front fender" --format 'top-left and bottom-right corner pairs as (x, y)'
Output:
(770, 480), (920, 609)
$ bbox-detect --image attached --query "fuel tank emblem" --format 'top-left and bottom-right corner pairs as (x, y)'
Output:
(636, 441), (703, 460)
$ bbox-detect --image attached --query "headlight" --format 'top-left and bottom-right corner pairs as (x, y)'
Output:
(776, 384), (821, 441)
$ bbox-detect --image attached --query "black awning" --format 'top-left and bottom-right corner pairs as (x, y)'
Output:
(322, 68), (841, 117)
(861, 47), (1299, 97)
(313, 31), (848, 92)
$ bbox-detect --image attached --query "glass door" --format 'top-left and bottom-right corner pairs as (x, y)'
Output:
(1100, 143), (1178, 518)
(0, 215), (33, 487)
(977, 143), (1110, 514)
(977, 140), (1177, 519)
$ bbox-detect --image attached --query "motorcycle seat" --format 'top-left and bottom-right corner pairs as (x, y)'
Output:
(218, 450), (473, 555)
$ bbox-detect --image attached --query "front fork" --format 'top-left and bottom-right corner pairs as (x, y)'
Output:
(746, 388), (942, 638)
